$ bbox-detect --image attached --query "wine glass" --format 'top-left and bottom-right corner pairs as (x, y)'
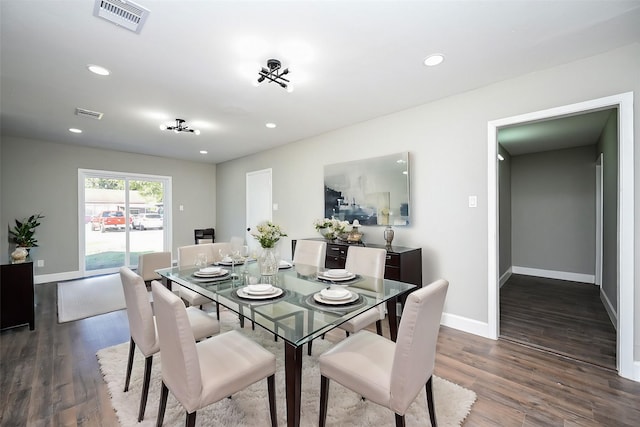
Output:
(240, 245), (250, 272)
(194, 252), (207, 269)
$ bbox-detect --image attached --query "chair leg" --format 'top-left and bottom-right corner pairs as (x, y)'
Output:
(319, 375), (330, 427)
(267, 374), (278, 427)
(157, 382), (169, 427)
(138, 355), (153, 421)
(376, 319), (383, 336)
(345, 331), (350, 337)
(216, 302), (220, 319)
(425, 376), (437, 427)
(124, 337), (136, 392)
(307, 340), (313, 356)
(186, 411), (197, 427)
(395, 413), (406, 427)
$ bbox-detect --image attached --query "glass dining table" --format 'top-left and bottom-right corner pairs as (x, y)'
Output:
(156, 261), (416, 427)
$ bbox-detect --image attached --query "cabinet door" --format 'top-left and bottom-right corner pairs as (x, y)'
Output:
(325, 244), (346, 268)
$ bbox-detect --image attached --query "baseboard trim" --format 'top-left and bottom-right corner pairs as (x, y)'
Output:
(441, 312), (491, 338)
(35, 271), (83, 285)
(511, 266), (594, 284)
(499, 268), (512, 288)
(600, 288), (617, 330)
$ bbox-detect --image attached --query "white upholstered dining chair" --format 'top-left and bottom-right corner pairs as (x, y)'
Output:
(119, 267), (219, 422)
(293, 239), (327, 269)
(151, 281), (278, 427)
(318, 279), (449, 427)
(137, 251), (171, 284)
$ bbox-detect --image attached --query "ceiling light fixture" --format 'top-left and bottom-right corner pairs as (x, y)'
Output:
(200, 150), (208, 154)
(69, 128), (83, 133)
(160, 118), (200, 135)
(257, 59), (293, 91)
(265, 122), (277, 129)
(423, 54), (445, 67)
(87, 64), (111, 76)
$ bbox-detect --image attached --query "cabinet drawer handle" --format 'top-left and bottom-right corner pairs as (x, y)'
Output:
(330, 247), (340, 252)
(386, 255), (392, 260)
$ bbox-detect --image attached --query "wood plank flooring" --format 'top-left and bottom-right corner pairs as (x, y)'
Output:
(1, 281), (638, 426)
(500, 274), (616, 370)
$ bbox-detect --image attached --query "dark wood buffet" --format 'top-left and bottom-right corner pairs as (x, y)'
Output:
(1, 258), (35, 331)
(292, 238), (422, 286)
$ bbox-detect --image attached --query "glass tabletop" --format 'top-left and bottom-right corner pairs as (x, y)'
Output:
(156, 262), (416, 347)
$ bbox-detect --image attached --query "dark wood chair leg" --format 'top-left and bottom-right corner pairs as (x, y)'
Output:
(157, 382), (169, 427)
(395, 413), (406, 427)
(426, 376), (437, 427)
(319, 375), (330, 427)
(307, 340), (313, 356)
(267, 374), (278, 427)
(186, 411), (197, 427)
(138, 355), (153, 421)
(124, 337), (135, 392)
(376, 319), (383, 336)
(345, 331), (350, 337)
(216, 302), (220, 319)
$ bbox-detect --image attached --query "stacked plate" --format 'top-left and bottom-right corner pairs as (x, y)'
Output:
(313, 287), (359, 305)
(318, 269), (356, 281)
(217, 257), (244, 266)
(193, 267), (227, 278)
(237, 284), (284, 300)
(279, 260), (293, 269)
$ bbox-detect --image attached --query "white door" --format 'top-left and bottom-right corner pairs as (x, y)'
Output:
(246, 169), (272, 256)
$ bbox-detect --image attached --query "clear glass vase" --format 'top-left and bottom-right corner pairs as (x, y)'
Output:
(258, 246), (279, 277)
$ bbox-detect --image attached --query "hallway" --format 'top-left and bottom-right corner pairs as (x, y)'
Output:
(500, 274), (616, 370)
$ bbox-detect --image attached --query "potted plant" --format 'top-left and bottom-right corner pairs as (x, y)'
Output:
(9, 213), (45, 248)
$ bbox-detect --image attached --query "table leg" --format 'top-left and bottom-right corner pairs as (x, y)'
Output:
(284, 342), (302, 427)
(386, 298), (399, 341)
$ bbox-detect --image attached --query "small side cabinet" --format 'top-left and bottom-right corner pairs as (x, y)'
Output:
(1, 260), (35, 331)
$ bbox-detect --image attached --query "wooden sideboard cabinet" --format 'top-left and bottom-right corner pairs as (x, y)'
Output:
(1, 260), (35, 331)
(292, 238), (422, 286)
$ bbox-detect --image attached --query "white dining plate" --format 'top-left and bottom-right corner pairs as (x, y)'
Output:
(317, 272), (356, 282)
(279, 260), (293, 269)
(320, 288), (351, 300)
(237, 287), (284, 300)
(324, 269), (350, 278)
(191, 273), (231, 282)
(199, 266), (222, 274)
(247, 284), (274, 294)
(313, 291), (359, 305)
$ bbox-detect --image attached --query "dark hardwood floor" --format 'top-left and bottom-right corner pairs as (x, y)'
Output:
(1, 281), (638, 426)
(500, 274), (616, 370)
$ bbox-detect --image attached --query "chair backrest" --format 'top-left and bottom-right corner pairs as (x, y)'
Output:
(344, 246), (386, 292)
(211, 242), (232, 262)
(137, 251), (172, 282)
(293, 240), (327, 268)
(194, 228), (215, 244)
(119, 266), (158, 356)
(151, 281), (203, 410)
(389, 279), (449, 414)
(178, 243), (215, 267)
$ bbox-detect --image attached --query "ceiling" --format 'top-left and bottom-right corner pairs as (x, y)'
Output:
(1, 1), (639, 164)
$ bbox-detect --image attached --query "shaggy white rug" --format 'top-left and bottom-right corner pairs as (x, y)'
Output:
(97, 312), (476, 426)
(58, 274), (125, 322)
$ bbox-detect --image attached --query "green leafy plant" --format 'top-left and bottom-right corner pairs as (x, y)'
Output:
(9, 213), (44, 247)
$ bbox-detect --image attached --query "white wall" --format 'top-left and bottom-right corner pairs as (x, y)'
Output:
(216, 44), (640, 365)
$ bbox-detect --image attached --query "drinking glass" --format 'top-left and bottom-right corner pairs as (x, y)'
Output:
(195, 252), (207, 268)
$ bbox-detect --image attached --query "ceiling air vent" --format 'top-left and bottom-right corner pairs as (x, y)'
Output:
(75, 108), (104, 120)
(93, 0), (150, 34)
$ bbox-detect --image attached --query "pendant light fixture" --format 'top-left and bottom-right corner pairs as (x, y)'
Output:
(159, 118), (200, 135)
(257, 59), (293, 92)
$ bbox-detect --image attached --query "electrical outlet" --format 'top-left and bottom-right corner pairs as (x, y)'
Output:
(37, 259), (44, 267)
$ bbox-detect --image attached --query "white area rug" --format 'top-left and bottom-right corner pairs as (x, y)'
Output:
(57, 274), (125, 323)
(97, 312), (476, 426)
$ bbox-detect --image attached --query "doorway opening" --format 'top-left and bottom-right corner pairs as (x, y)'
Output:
(487, 92), (635, 380)
(78, 169), (172, 277)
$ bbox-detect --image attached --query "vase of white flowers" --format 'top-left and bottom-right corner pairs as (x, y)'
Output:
(250, 221), (287, 277)
(313, 218), (349, 241)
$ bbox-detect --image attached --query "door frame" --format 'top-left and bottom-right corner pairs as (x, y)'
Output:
(487, 92), (635, 380)
(78, 168), (172, 277)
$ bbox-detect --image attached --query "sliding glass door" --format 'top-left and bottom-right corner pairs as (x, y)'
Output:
(79, 169), (171, 276)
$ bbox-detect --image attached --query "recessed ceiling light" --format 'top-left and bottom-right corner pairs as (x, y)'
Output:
(423, 54), (444, 67)
(200, 150), (208, 154)
(498, 153), (505, 161)
(87, 64), (110, 76)
(69, 128), (82, 133)
(265, 123), (277, 129)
